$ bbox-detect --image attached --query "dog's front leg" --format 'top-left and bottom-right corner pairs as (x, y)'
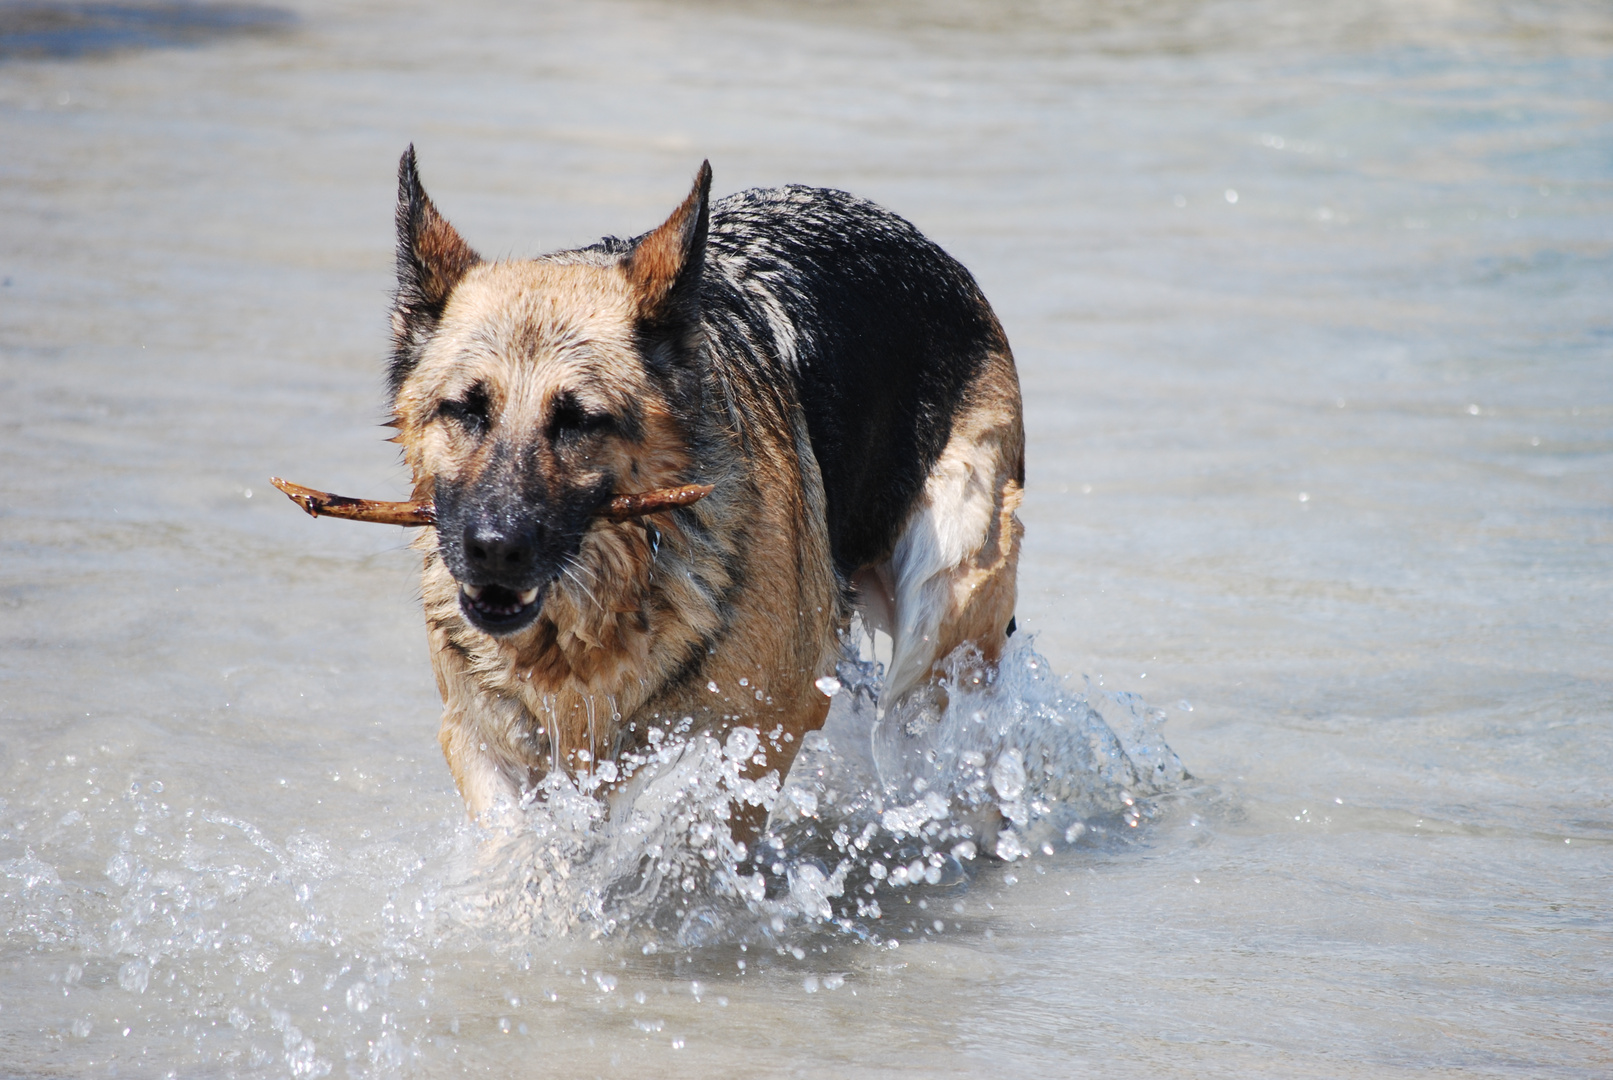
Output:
(437, 706), (527, 819)
(429, 624), (538, 820)
(729, 688), (833, 858)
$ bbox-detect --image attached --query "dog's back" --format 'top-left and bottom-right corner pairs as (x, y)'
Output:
(692, 187), (1024, 705)
(699, 186), (1018, 581)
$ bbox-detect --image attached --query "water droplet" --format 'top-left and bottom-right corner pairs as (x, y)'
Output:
(788, 788), (818, 818)
(802, 975), (819, 993)
(814, 675), (841, 697)
(118, 959), (150, 994)
(990, 750), (1025, 800)
(723, 727), (758, 762)
(1225, 188), (1239, 203)
(996, 831), (1026, 861)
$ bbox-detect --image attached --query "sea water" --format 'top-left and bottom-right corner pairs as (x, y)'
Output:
(1, 0), (1609, 1076)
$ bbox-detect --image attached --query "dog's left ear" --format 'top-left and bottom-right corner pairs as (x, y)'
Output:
(625, 161), (712, 334)
(390, 145), (482, 395)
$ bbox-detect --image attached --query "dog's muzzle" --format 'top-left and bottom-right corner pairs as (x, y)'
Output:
(451, 517), (552, 634)
(440, 484), (599, 636)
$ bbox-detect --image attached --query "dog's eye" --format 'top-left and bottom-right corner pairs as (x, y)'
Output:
(437, 385), (491, 437)
(548, 394), (613, 440)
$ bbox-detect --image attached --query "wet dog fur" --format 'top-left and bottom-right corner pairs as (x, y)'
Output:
(386, 149), (1024, 834)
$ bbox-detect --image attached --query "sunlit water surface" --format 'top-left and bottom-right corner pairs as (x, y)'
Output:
(1, 1), (1609, 1077)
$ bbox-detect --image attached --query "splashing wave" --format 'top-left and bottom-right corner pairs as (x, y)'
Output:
(444, 635), (1189, 950)
(0, 633), (1185, 1076)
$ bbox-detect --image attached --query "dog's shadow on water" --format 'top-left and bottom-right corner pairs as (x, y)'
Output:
(441, 633), (1195, 964)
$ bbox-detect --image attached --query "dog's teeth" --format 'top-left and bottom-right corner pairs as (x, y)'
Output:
(461, 585), (483, 600)
(518, 588), (538, 606)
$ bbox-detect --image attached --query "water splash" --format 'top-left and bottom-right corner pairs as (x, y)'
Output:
(0, 633), (1185, 1076)
(439, 635), (1188, 952)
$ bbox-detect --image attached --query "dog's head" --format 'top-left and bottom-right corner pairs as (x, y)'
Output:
(387, 148), (712, 637)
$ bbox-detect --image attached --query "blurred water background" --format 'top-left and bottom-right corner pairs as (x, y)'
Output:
(1, 0), (1609, 1076)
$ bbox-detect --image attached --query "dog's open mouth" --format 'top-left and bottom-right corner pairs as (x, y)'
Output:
(458, 583), (542, 633)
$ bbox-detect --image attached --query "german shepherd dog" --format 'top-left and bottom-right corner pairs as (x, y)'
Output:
(388, 149), (1023, 836)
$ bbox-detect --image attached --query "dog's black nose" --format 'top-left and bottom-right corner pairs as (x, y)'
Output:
(462, 522), (536, 578)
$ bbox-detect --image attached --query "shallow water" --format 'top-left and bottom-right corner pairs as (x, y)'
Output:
(2, 0), (1610, 1076)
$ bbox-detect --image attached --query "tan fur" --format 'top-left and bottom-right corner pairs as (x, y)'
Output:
(391, 169), (1021, 836)
(863, 349), (1024, 710)
(395, 257), (839, 817)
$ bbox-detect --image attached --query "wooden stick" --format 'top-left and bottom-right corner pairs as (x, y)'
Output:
(270, 478), (437, 526)
(269, 476), (712, 527)
(596, 483), (715, 522)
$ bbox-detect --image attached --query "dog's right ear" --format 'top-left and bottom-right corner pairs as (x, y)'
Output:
(625, 161), (712, 339)
(389, 146), (481, 395)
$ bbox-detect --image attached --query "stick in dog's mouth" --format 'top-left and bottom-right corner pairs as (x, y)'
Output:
(268, 477), (714, 527)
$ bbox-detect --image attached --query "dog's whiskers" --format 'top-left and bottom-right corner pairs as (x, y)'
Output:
(561, 564), (601, 609)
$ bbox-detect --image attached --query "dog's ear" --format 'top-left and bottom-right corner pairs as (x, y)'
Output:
(625, 161), (712, 333)
(389, 145), (481, 395)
